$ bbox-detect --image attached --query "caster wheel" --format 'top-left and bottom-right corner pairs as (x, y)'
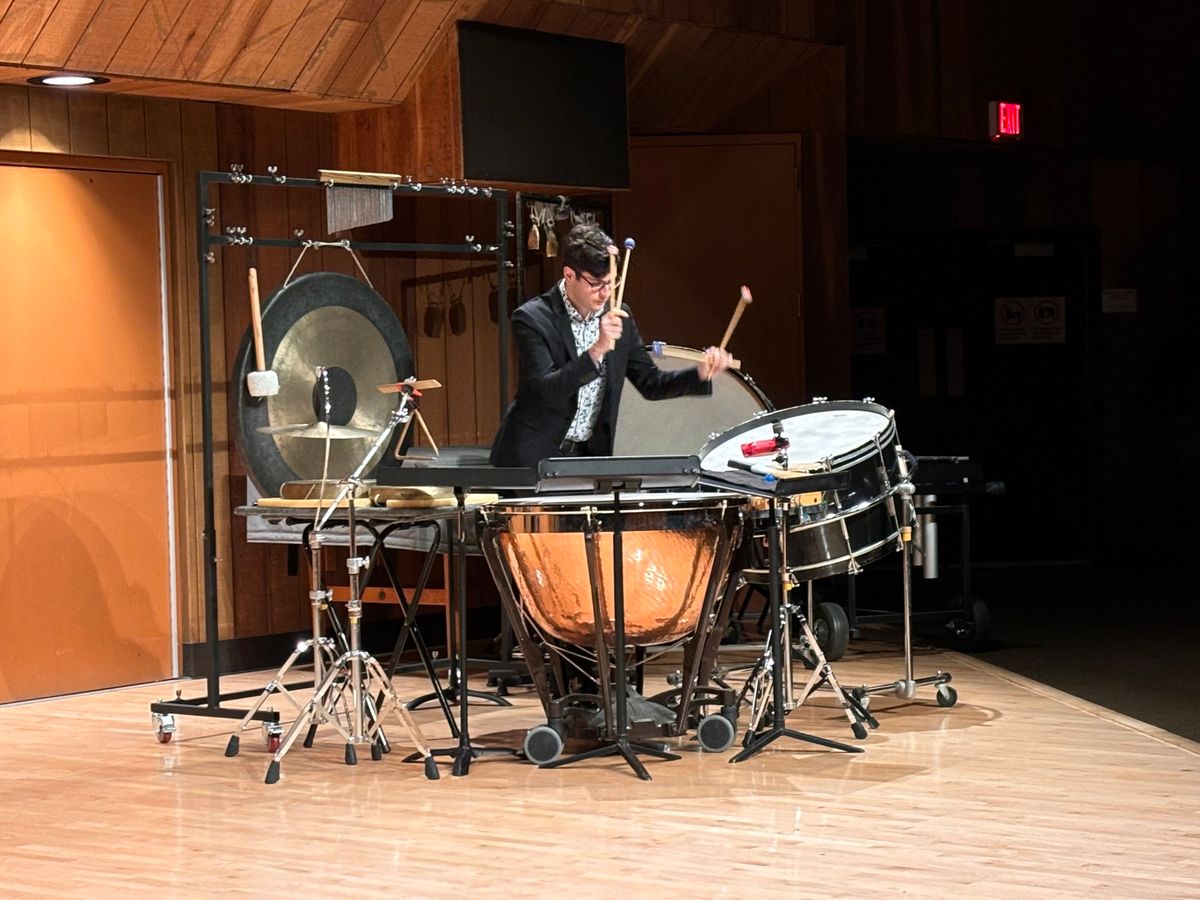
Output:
(936, 685), (958, 707)
(696, 712), (736, 753)
(424, 755), (440, 780)
(852, 721), (867, 740)
(267, 733), (281, 753)
(949, 597), (992, 650)
(523, 725), (564, 765)
(812, 602), (850, 662)
(152, 713), (175, 744)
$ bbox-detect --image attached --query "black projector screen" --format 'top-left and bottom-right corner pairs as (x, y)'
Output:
(458, 21), (630, 189)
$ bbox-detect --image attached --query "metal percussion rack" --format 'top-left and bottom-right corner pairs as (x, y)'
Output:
(151, 168), (510, 739)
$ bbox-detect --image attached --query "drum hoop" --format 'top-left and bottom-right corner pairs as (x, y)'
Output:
(701, 400), (895, 468)
(645, 344), (775, 411)
(491, 492), (743, 516)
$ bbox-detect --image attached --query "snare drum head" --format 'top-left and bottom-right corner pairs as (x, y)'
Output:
(613, 345), (772, 457)
(700, 400), (895, 473)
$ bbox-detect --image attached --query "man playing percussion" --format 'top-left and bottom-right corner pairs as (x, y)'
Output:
(490, 224), (733, 468)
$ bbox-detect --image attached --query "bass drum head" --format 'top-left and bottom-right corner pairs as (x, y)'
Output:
(700, 399), (896, 474)
(232, 272), (414, 496)
(613, 344), (772, 457)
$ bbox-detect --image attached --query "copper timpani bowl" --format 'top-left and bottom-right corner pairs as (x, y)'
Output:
(485, 492), (743, 646)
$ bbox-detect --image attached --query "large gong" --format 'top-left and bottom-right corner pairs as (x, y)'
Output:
(233, 272), (413, 496)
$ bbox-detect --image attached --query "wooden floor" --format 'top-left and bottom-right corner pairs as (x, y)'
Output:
(2, 642), (1199, 899)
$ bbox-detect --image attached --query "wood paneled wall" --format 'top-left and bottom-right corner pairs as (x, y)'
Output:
(0, 83), (228, 646)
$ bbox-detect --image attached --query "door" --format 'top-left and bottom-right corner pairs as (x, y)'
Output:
(0, 162), (176, 702)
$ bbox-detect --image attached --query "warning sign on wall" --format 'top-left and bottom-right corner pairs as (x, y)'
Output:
(995, 296), (1066, 345)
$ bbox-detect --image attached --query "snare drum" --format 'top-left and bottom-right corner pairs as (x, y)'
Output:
(702, 400), (903, 580)
(482, 491), (743, 645)
(613, 344), (772, 456)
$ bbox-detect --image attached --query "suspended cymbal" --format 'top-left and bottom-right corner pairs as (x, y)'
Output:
(257, 422), (380, 439)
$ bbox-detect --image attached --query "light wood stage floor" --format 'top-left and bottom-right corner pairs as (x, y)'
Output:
(2, 643), (1198, 898)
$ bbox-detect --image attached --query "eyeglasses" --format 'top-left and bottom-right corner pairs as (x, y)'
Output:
(573, 270), (615, 294)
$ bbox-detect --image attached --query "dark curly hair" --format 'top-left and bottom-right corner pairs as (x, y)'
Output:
(562, 224), (613, 279)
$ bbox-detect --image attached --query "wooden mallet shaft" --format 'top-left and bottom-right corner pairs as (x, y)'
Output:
(249, 268), (266, 371)
(718, 285), (754, 352)
(613, 237), (635, 311)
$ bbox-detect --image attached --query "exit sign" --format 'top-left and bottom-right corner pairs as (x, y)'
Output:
(989, 101), (1023, 140)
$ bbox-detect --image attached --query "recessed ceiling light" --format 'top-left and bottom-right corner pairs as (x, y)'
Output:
(27, 74), (110, 87)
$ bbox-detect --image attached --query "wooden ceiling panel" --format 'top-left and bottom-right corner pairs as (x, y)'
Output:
(256, 0), (345, 89)
(0, 0), (58, 61)
(190, 0), (278, 83)
(219, 0), (310, 85)
(0, 0), (828, 126)
(22, 0), (104, 68)
(325, 0), (422, 99)
(290, 15), (367, 95)
(107, 0), (190, 76)
(363, 0), (458, 102)
(65, 0), (144, 72)
(143, 1), (233, 80)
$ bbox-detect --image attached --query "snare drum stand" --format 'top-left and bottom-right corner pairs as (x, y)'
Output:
(851, 448), (956, 707)
(731, 498), (867, 763)
(262, 395), (440, 784)
(542, 480), (681, 781)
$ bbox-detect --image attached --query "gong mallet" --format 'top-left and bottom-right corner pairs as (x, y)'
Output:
(612, 237), (635, 311)
(718, 285), (754, 352)
(246, 267), (279, 397)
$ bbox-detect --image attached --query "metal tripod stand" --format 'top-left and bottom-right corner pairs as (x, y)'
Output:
(223, 528), (344, 757)
(730, 497), (873, 763)
(851, 448), (957, 708)
(252, 385), (440, 783)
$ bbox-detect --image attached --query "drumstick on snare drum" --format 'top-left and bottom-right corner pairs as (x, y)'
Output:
(718, 285), (753, 352)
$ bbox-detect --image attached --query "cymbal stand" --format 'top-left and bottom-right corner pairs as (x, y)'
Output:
(223, 529), (343, 758)
(225, 367), (351, 758)
(851, 448), (956, 707)
(731, 498), (865, 763)
(543, 481), (681, 780)
(263, 390), (440, 784)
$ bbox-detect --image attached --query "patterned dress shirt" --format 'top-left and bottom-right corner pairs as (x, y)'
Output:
(560, 280), (605, 441)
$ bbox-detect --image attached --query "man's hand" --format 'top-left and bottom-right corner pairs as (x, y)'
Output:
(697, 346), (733, 381)
(588, 308), (627, 364)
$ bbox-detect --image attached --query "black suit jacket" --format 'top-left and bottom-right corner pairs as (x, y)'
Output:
(489, 286), (712, 468)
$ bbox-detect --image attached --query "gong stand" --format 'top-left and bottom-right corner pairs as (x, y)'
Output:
(151, 167), (509, 738)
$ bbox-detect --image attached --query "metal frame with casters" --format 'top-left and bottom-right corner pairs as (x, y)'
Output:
(150, 167), (508, 743)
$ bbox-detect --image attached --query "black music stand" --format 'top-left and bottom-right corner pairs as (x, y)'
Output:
(379, 464), (537, 776)
(700, 470), (864, 762)
(536, 455), (701, 781)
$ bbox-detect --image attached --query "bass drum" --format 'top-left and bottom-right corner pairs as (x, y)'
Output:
(613, 343), (772, 457)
